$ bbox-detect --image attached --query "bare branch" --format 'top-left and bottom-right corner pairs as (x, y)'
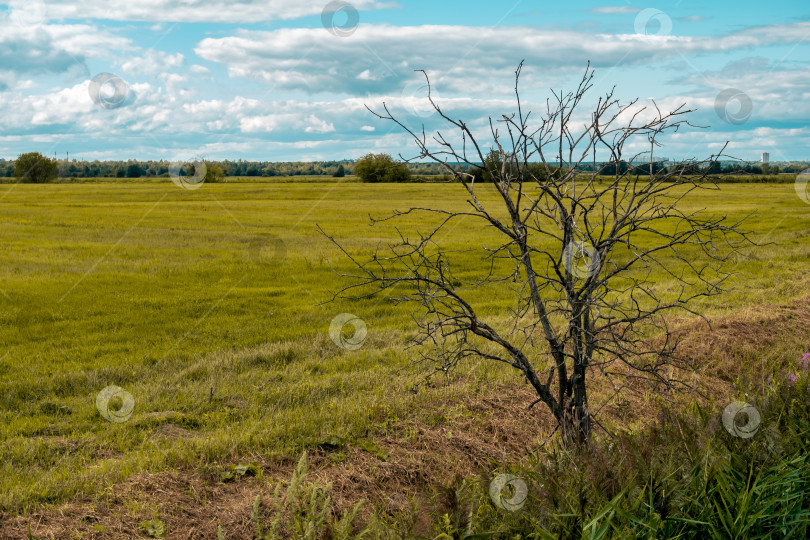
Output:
(327, 62), (754, 447)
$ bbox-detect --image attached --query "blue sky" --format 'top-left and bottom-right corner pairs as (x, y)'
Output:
(0, 0), (807, 162)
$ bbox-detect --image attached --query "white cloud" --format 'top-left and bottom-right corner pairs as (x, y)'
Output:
(0, 22), (130, 76)
(0, 19), (134, 94)
(304, 115), (336, 133)
(194, 22), (810, 97)
(1, 11), (808, 161)
(119, 51), (184, 76)
(240, 114), (277, 133)
(6, 0), (398, 23)
(28, 83), (94, 124)
(678, 59), (810, 123)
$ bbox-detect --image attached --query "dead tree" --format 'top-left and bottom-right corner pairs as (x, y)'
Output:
(321, 62), (751, 445)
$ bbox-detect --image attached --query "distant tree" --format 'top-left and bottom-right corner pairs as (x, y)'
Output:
(353, 153), (411, 182)
(706, 161), (723, 175)
(126, 162), (143, 178)
(472, 150), (513, 182)
(650, 160), (667, 174)
(601, 160), (630, 176)
(333, 164), (346, 178)
(473, 152), (567, 183)
(672, 162), (702, 175)
(204, 162), (225, 183)
(182, 163), (197, 177)
(747, 165), (763, 175)
(13, 152), (58, 183)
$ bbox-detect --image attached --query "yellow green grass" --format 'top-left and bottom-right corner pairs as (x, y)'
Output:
(0, 179), (808, 513)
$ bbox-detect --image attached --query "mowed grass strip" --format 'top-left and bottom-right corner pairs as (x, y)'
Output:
(0, 180), (808, 512)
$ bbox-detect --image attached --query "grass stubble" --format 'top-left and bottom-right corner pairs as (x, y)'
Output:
(0, 179), (808, 536)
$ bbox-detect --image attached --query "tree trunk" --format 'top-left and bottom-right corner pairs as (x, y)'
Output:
(562, 372), (591, 445)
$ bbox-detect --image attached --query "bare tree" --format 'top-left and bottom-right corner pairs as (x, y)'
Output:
(321, 62), (751, 445)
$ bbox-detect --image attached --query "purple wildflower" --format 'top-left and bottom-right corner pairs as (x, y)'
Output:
(801, 353), (810, 371)
(787, 373), (798, 387)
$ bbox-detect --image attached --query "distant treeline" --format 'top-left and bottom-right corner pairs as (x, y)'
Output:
(0, 158), (451, 179)
(572, 161), (809, 175)
(0, 157), (806, 180)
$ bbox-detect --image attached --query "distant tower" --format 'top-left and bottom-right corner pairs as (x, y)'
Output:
(761, 152), (769, 164)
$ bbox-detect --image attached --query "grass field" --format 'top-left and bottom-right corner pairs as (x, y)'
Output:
(1, 179), (810, 534)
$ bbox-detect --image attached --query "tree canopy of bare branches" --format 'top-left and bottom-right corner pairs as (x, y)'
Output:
(321, 62), (752, 445)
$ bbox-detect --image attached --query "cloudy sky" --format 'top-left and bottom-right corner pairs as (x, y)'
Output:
(0, 0), (807, 162)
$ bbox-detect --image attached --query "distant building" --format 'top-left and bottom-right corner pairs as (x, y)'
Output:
(629, 156), (669, 164)
(761, 152), (770, 164)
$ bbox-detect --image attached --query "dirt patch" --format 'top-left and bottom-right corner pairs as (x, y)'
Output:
(0, 468), (260, 539)
(307, 384), (557, 519)
(35, 436), (83, 451)
(1, 386), (552, 539)
(671, 295), (810, 383)
(226, 397), (249, 409)
(4, 297), (809, 538)
(153, 424), (194, 441)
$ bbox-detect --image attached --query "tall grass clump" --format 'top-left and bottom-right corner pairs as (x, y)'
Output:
(222, 452), (369, 540)
(225, 357), (809, 538)
(430, 354), (810, 539)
